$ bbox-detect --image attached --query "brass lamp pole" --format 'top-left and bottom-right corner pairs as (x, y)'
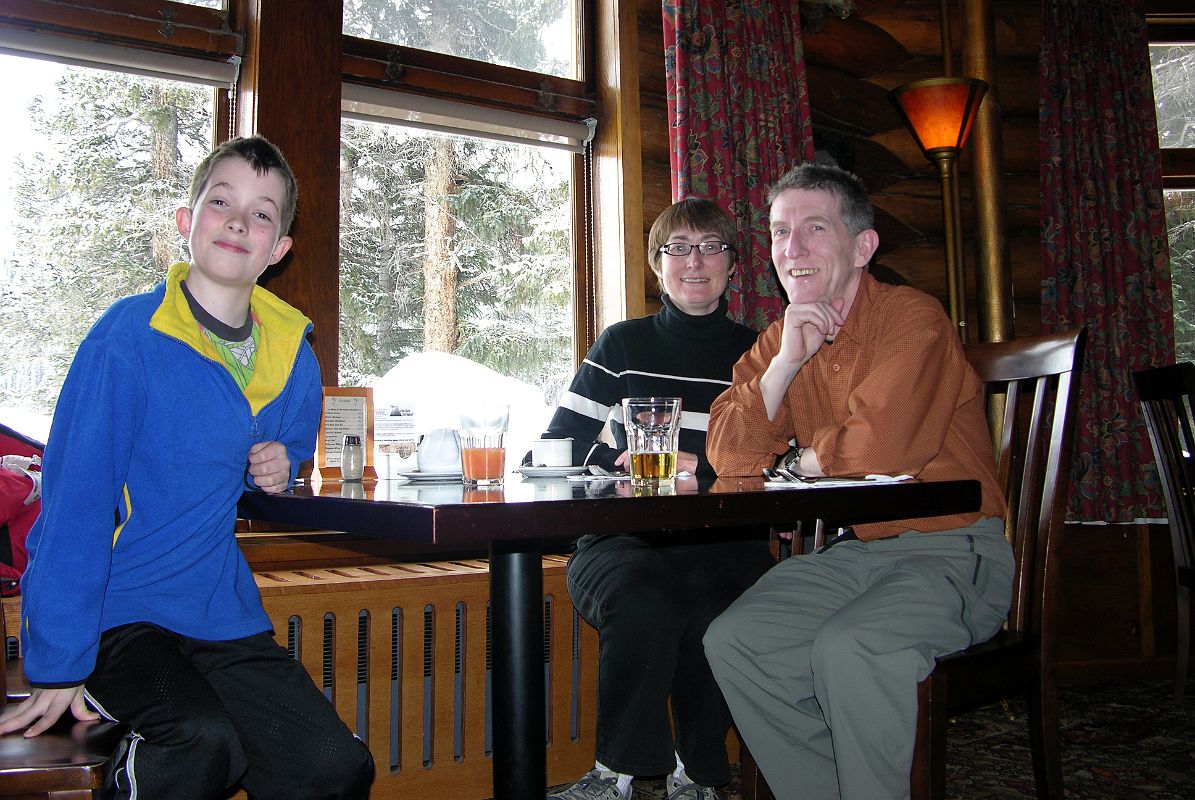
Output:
(889, 77), (988, 343)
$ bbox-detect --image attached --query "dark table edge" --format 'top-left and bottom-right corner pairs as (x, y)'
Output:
(237, 479), (982, 549)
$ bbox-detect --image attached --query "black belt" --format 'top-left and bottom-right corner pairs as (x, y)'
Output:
(819, 526), (857, 552)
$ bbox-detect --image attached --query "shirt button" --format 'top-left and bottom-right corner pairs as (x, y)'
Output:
(832, 364), (840, 372)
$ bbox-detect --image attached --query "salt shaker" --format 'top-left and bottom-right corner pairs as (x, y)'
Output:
(341, 434), (365, 481)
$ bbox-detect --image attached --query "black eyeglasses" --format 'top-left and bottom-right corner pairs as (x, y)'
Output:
(657, 241), (734, 257)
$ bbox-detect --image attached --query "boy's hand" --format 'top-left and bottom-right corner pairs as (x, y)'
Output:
(0, 685), (98, 737)
(248, 441), (291, 493)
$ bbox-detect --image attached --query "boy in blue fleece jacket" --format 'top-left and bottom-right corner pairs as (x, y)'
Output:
(0, 136), (373, 799)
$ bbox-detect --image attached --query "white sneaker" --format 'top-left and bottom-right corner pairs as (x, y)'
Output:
(547, 768), (631, 800)
(665, 770), (718, 800)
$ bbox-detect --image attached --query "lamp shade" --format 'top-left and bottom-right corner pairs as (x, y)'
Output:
(889, 77), (989, 156)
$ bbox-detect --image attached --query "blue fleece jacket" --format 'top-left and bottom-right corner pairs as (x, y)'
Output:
(20, 262), (323, 687)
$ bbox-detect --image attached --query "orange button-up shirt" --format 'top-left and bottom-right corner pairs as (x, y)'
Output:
(708, 274), (1005, 540)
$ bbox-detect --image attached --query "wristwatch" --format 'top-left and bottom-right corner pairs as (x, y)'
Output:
(780, 445), (805, 471)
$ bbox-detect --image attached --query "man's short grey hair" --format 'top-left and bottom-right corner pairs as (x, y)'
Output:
(767, 163), (874, 235)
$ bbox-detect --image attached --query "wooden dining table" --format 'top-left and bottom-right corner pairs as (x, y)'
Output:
(238, 472), (981, 799)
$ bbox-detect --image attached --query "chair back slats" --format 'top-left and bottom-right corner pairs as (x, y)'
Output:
(964, 329), (1084, 645)
(1134, 363), (1195, 580)
(1134, 362), (1195, 700)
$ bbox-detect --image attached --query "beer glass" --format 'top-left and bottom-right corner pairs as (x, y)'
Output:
(621, 397), (682, 485)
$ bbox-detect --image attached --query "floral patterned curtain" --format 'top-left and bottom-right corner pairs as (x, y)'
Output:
(1040, 0), (1175, 522)
(663, 0), (815, 331)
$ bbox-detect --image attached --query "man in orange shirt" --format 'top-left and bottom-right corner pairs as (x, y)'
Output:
(702, 163), (1011, 800)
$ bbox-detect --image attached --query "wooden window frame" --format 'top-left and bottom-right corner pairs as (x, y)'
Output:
(1149, 5), (1195, 189)
(2, 0), (603, 555)
(0, 0), (599, 368)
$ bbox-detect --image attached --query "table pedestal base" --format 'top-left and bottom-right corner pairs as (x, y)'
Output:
(490, 539), (546, 798)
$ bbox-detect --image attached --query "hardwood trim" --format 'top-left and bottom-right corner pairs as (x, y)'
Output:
(1147, 0), (1195, 12)
(1148, 24), (1195, 41)
(1059, 657), (1177, 683)
(593, 0), (646, 329)
(236, 0), (343, 387)
(342, 36), (595, 121)
(1146, 0), (1195, 27)
(236, 530), (489, 570)
(0, 0), (240, 59)
(1138, 523), (1158, 658)
(573, 150), (600, 362)
(1161, 150), (1195, 187)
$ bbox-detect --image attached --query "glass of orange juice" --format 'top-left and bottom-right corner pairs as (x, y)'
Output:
(459, 405), (509, 485)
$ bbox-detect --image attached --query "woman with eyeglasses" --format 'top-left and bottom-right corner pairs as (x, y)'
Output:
(544, 198), (774, 800)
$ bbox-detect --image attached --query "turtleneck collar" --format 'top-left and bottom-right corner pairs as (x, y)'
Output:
(657, 294), (737, 339)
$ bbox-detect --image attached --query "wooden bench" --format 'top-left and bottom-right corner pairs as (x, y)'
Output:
(1, 597), (126, 799)
(2, 556), (599, 799)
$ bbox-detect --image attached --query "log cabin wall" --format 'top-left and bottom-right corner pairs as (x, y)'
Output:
(631, 0), (1180, 681)
(634, 0), (1041, 337)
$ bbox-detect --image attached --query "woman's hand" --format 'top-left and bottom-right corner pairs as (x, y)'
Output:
(614, 450), (699, 475)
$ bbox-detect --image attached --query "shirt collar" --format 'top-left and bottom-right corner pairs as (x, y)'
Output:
(824, 270), (876, 348)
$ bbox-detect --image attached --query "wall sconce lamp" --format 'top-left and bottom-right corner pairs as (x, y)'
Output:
(889, 77), (988, 342)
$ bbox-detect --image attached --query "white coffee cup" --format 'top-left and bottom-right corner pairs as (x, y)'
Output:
(531, 438), (573, 467)
(417, 428), (461, 472)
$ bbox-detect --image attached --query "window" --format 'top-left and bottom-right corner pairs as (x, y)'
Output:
(0, 53), (216, 441)
(343, 0), (580, 79)
(0, 1), (599, 458)
(338, 114), (578, 459)
(1150, 41), (1195, 361)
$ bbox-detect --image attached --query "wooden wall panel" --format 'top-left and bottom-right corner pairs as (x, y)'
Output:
(594, 0), (647, 326)
(237, 0), (344, 386)
(802, 14), (912, 78)
(857, 0), (1040, 58)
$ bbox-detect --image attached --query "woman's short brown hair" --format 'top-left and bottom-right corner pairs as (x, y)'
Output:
(646, 197), (738, 292)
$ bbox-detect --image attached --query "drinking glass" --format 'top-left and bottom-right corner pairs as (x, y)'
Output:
(621, 397), (682, 485)
(459, 405), (509, 485)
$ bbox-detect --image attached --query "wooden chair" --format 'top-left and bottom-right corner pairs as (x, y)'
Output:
(0, 603), (126, 799)
(1133, 361), (1195, 701)
(740, 328), (1083, 800)
(909, 327), (1082, 800)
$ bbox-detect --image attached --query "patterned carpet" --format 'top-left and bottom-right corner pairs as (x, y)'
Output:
(557, 681), (1194, 799)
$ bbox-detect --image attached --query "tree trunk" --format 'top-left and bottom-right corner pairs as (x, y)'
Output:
(151, 85), (179, 272)
(422, 137), (458, 352)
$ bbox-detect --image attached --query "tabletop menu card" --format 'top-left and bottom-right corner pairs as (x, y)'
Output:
(314, 386), (376, 481)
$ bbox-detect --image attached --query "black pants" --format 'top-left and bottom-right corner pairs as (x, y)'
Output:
(84, 623), (374, 800)
(566, 530), (773, 786)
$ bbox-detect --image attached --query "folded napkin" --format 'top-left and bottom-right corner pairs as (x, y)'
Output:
(763, 473), (914, 490)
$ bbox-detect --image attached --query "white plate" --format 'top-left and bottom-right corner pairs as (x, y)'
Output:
(395, 468), (463, 482)
(517, 465), (588, 479)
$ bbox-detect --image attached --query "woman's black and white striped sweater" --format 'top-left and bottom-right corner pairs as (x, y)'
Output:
(542, 295), (758, 477)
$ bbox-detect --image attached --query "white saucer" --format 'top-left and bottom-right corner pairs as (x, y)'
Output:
(395, 468), (463, 482)
(517, 465), (588, 479)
